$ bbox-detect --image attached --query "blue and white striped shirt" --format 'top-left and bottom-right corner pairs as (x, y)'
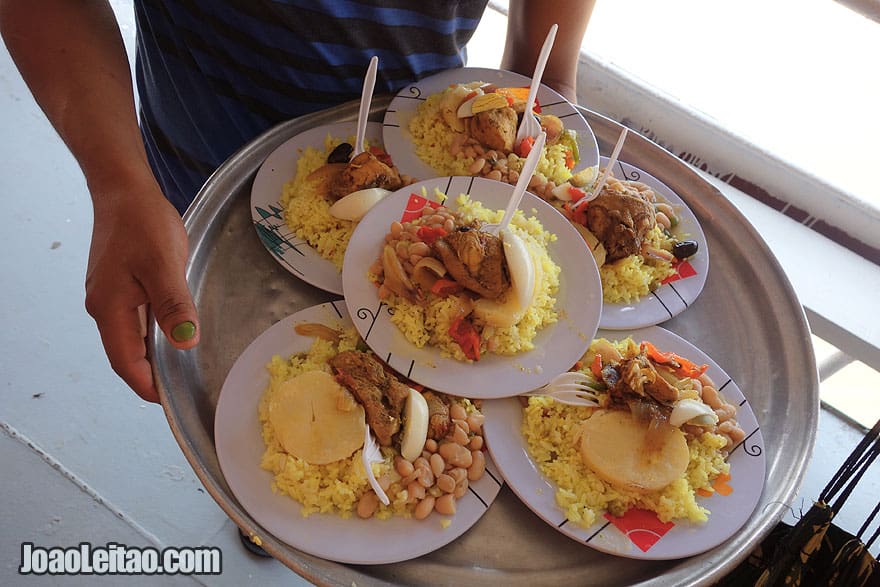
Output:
(134, 0), (490, 212)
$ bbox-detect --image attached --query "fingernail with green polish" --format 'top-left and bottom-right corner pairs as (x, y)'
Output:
(172, 321), (196, 342)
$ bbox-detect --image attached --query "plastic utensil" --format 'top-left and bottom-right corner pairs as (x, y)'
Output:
(515, 24), (558, 147)
(362, 419), (390, 505)
(522, 371), (600, 407)
(571, 127), (628, 210)
(484, 131), (547, 236)
(353, 56), (379, 157)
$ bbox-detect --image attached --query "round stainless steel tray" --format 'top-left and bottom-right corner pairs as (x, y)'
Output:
(151, 96), (818, 586)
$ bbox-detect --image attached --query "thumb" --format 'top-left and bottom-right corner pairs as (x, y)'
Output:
(145, 279), (200, 350)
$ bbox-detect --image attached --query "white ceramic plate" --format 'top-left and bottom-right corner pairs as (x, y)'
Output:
(214, 301), (504, 565)
(382, 67), (600, 182)
(250, 121), (387, 295)
(341, 176), (602, 399)
(597, 157), (709, 330)
(481, 326), (765, 560)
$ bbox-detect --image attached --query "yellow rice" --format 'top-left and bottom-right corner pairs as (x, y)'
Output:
(281, 134), (362, 271)
(258, 326), (485, 520)
(600, 225), (677, 304)
(380, 193), (560, 362)
(408, 89), (575, 186)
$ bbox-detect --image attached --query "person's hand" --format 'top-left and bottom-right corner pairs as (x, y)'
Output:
(84, 173), (199, 403)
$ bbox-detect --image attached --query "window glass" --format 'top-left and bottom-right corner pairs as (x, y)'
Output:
(585, 0), (880, 212)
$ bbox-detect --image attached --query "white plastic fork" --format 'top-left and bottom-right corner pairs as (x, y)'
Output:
(483, 131), (546, 236)
(514, 24), (558, 148)
(362, 419), (390, 505)
(523, 371), (600, 407)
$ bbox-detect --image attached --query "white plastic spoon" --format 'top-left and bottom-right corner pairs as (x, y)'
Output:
(515, 24), (558, 147)
(353, 56), (378, 157)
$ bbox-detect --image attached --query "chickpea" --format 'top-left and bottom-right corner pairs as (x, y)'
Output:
(407, 481), (426, 502)
(453, 478), (469, 499)
(468, 157), (487, 174)
(452, 424), (470, 446)
(390, 221), (403, 237)
(448, 467), (468, 484)
(486, 169), (503, 182)
(429, 453), (445, 477)
(450, 403), (468, 421)
(434, 493), (457, 515)
(468, 450), (486, 481)
(468, 435), (484, 451)
(452, 418), (470, 434)
(357, 492), (380, 519)
(395, 456), (414, 477)
(424, 438), (438, 453)
(466, 412), (485, 432)
(439, 442), (472, 468)
(416, 467), (435, 488)
(414, 495), (436, 520)
(436, 473), (456, 494)
(409, 241), (430, 257)
(701, 385), (723, 410)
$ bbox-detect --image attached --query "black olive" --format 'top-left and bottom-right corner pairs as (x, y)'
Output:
(672, 240), (699, 260)
(327, 142), (353, 164)
(457, 226), (471, 232)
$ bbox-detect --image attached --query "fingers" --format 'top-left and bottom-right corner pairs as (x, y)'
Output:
(143, 279), (200, 352)
(90, 298), (160, 403)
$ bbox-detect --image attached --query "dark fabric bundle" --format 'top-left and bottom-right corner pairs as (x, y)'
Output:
(718, 418), (880, 587)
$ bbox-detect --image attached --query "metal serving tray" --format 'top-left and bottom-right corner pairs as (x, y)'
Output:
(151, 97), (818, 586)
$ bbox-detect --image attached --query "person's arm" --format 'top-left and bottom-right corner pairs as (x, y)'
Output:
(0, 0), (199, 403)
(501, 0), (597, 102)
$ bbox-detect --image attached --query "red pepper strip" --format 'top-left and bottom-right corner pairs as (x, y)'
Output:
(590, 353), (603, 378)
(369, 145), (393, 167)
(416, 225), (448, 245)
(430, 278), (462, 297)
(640, 341), (708, 378)
(568, 186), (587, 201)
(449, 317), (481, 361)
(515, 135), (535, 158)
(563, 199), (589, 226)
(565, 150), (575, 170)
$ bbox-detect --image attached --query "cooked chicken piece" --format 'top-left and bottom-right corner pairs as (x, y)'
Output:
(432, 227), (510, 299)
(422, 391), (451, 440)
(329, 151), (403, 201)
(329, 350), (409, 446)
(605, 349), (681, 408)
(585, 185), (656, 262)
(467, 107), (517, 154)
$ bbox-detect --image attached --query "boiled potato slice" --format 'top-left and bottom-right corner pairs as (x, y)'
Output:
(269, 370), (365, 465)
(578, 410), (689, 493)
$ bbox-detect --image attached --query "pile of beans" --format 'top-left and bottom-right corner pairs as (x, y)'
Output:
(369, 204), (461, 300)
(356, 401), (487, 519)
(683, 372), (747, 450)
